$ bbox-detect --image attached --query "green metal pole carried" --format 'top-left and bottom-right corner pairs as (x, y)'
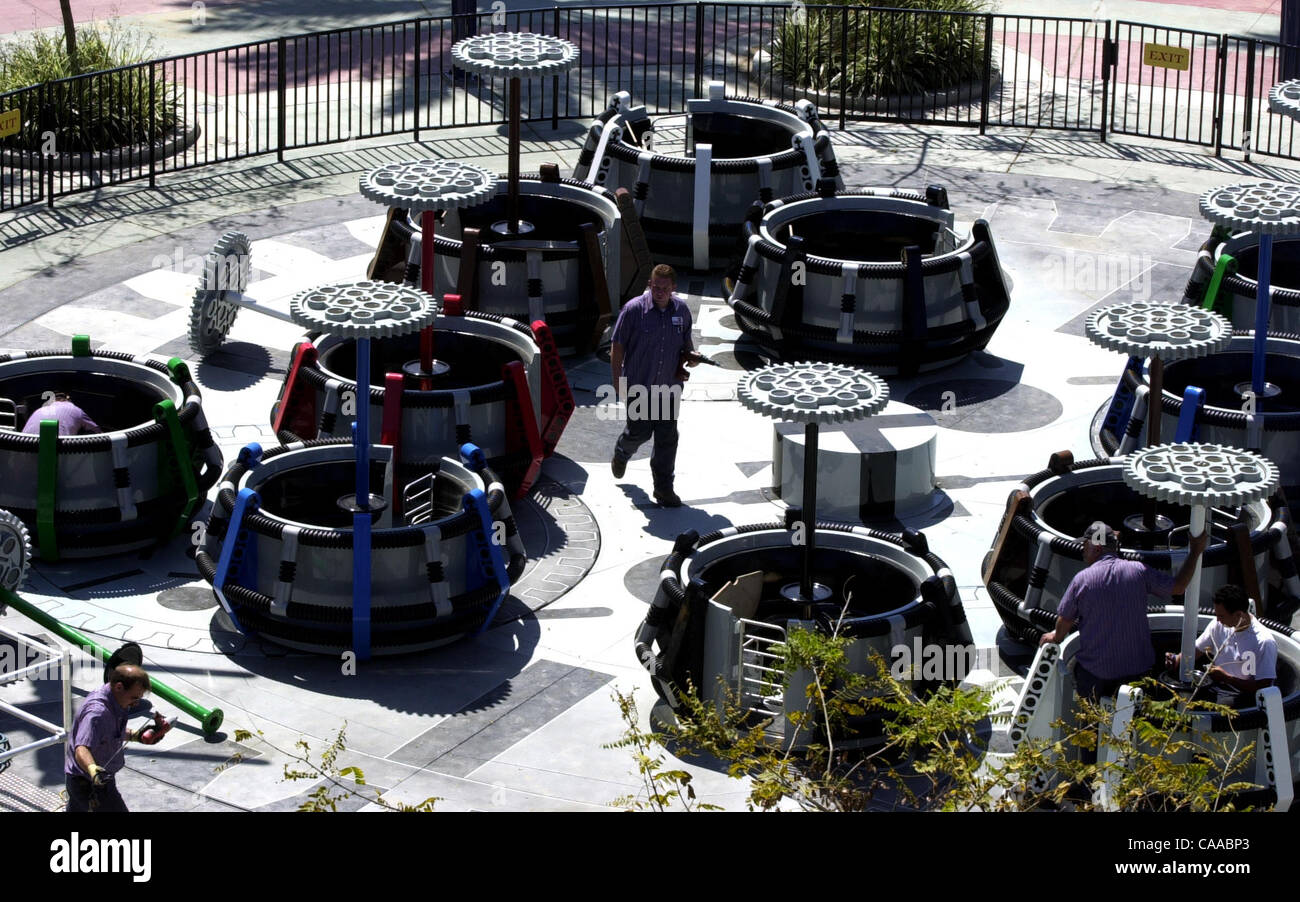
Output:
(2, 588), (224, 735)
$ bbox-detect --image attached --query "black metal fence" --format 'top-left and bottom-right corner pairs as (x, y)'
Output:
(2, 2), (1299, 214)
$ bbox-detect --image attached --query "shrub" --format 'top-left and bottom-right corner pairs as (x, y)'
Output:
(769, 0), (990, 100)
(0, 21), (179, 153)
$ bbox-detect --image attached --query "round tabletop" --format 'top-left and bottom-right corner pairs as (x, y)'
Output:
(738, 362), (889, 423)
(1122, 442), (1279, 508)
(1269, 79), (1300, 122)
(289, 281), (440, 339)
(1199, 181), (1300, 235)
(1084, 302), (1232, 361)
(451, 32), (580, 79)
(359, 159), (497, 213)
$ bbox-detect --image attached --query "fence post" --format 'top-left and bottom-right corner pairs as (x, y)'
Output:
(1213, 35), (1228, 158)
(414, 19), (422, 142)
(1243, 39), (1256, 162)
(1099, 20), (1113, 142)
(839, 6), (849, 130)
(148, 63), (157, 189)
(277, 37), (287, 162)
(552, 7), (561, 130)
(43, 81), (54, 209)
(979, 13), (993, 135)
(694, 2), (704, 98)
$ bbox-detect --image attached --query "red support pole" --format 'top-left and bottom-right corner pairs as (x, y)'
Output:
(419, 209), (437, 388)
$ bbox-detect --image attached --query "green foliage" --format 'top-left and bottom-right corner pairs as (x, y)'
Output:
(231, 725), (439, 812)
(769, 0), (990, 100)
(0, 20), (180, 152)
(605, 691), (724, 811)
(613, 631), (1275, 812)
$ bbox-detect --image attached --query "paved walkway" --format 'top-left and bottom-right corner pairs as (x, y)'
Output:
(0, 111), (1298, 810)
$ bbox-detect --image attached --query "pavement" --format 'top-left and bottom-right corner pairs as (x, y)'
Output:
(1, 2), (1299, 813)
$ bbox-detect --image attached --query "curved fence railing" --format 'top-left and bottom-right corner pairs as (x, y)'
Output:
(1, 2), (1297, 214)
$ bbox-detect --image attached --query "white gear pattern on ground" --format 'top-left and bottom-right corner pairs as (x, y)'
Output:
(1085, 302), (1232, 360)
(737, 362), (888, 423)
(1122, 443), (1279, 508)
(1269, 79), (1300, 121)
(0, 508), (32, 595)
(289, 281), (439, 339)
(359, 160), (497, 213)
(451, 32), (580, 79)
(1199, 181), (1300, 235)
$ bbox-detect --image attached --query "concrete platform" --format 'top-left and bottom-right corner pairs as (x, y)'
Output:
(1, 117), (1299, 813)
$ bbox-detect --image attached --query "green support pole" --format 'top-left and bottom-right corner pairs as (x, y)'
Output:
(1, 587), (224, 735)
(154, 398), (200, 535)
(1202, 252), (1236, 315)
(36, 419), (59, 562)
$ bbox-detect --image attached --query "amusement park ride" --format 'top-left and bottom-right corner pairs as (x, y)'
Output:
(4, 31), (1300, 812)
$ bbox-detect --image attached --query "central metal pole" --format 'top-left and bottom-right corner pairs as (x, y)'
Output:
(801, 421), (819, 603)
(1145, 355), (1164, 530)
(508, 75), (521, 234)
(1180, 504), (1208, 683)
(1254, 232), (1273, 403)
(419, 209), (437, 389)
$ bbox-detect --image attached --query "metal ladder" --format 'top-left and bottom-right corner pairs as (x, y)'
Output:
(736, 617), (787, 717)
(402, 472), (438, 527)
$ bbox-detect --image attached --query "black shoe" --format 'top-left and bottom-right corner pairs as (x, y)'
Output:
(611, 456), (627, 479)
(654, 488), (682, 508)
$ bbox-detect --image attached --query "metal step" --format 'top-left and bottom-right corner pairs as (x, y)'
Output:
(0, 770), (65, 812)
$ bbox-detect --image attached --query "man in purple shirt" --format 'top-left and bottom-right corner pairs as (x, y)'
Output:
(65, 664), (159, 812)
(1040, 521), (1207, 700)
(22, 392), (101, 435)
(609, 264), (698, 507)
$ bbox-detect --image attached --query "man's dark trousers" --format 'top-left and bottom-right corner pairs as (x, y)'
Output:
(614, 412), (679, 492)
(66, 773), (129, 812)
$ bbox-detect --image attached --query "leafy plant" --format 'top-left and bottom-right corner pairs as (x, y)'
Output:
(768, 0), (990, 99)
(613, 629), (1274, 812)
(0, 19), (180, 153)
(605, 691), (723, 811)
(232, 724), (439, 812)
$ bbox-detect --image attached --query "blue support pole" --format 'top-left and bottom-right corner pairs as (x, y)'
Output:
(352, 336), (373, 662)
(1254, 232), (1273, 400)
(355, 337), (371, 502)
(1174, 386), (1206, 443)
(464, 487), (510, 637)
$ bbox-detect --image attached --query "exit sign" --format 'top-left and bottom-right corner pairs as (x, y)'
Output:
(1143, 43), (1190, 71)
(0, 108), (20, 139)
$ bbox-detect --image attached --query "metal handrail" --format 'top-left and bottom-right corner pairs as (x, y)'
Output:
(0, 623), (71, 769)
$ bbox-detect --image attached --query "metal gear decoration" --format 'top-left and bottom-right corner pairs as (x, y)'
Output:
(1085, 302), (1232, 360)
(289, 281), (439, 340)
(451, 32), (580, 79)
(738, 362), (889, 423)
(0, 508), (32, 596)
(1198, 181), (1300, 235)
(188, 231), (251, 357)
(359, 160), (497, 213)
(1269, 79), (1300, 121)
(1123, 443), (1279, 508)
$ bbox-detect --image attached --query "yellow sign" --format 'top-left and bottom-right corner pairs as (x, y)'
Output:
(0, 108), (20, 139)
(1143, 43), (1190, 71)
